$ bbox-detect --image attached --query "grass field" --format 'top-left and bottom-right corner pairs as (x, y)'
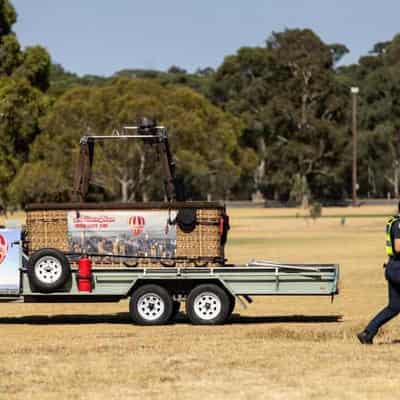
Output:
(1, 206), (400, 400)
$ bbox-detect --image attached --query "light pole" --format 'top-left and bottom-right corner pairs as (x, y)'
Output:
(351, 87), (359, 207)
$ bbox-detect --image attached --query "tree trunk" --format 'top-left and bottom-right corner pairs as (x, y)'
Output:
(394, 129), (400, 198)
(384, 162), (399, 198)
(254, 137), (266, 199)
(301, 93), (308, 127)
(138, 152), (147, 201)
(301, 194), (309, 209)
(394, 160), (399, 198)
(121, 179), (129, 203)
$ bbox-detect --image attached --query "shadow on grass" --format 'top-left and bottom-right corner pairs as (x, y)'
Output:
(0, 313), (343, 325)
(228, 314), (343, 325)
(378, 339), (400, 345)
(0, 313), (132, 325)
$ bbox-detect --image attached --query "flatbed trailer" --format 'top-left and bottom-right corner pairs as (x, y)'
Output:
(0, 229), (339, 325)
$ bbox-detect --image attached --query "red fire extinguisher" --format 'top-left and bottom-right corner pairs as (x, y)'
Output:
(78, 256), (92, 292)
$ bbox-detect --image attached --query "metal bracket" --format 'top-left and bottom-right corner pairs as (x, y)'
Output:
(243, 294), (253, 304)
(236, 295), (247, 310)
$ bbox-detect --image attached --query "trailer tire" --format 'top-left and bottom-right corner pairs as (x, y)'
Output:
(186, 284), (230, 325)
(28, 248), (71, 293)
(130, 284), (173, 325)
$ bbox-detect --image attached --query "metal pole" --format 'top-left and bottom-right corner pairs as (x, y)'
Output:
(351, 87), (359, 207)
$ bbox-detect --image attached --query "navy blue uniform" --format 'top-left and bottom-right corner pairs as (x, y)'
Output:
(365, 220), (400, 336)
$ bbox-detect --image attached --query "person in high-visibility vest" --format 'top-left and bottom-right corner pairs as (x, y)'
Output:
(358, 204), (400, 344)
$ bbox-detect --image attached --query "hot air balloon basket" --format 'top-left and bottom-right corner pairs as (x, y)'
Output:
(25, 204), (225, 268)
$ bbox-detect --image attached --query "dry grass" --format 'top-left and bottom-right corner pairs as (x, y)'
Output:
(1, 206), (400, 399)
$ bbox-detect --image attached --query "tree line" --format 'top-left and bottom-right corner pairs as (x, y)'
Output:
(1, 0), (400, 208)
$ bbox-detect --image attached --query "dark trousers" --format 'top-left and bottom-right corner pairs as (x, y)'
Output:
(366, 260), (400, 336)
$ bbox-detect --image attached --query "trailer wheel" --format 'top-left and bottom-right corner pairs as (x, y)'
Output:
(130, 284), (173, 325)
(28, 248), (71, 293)
(186, 284), (230, 325)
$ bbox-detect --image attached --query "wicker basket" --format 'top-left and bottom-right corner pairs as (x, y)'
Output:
(26, 210), (69, 252)
(25, 202), (225, 268)
(176, 209), (220, 257)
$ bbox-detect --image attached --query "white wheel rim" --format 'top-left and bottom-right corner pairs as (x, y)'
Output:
(193, 292), (222, 320)
(35, 256), (63, 284)
(137, 293), (165, 321)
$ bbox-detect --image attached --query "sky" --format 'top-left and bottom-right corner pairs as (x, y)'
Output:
(12, 0), (400, 77)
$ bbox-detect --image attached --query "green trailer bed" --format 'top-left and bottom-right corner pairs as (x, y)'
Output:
(20, 263), (339, 300)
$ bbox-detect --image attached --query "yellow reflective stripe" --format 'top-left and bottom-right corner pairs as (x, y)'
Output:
(386, 216), (400, 256)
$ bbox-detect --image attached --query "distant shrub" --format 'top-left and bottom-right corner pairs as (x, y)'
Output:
(309, 202), (322, 221)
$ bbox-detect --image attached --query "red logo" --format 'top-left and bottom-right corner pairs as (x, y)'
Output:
(128, 216), (146, 236)
(0, 234), (8, 264)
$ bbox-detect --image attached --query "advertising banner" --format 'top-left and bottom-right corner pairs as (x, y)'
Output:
(67, 210), (177, 258)
(0, 229), (21, 294)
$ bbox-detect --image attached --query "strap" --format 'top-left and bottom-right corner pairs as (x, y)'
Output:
(387, 215), (400, 231)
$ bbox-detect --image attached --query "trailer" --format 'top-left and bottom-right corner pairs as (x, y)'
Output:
(0, 228), (339, 325)
(0, 120), (340, 325)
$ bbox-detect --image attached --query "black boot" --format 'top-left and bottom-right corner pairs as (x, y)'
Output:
(357, 330), (374, 344)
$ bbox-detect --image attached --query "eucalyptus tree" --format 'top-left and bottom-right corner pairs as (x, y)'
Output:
(212, 29), (349, 202)
(9, 78), (252, 204)
(0, 0), (51, 208)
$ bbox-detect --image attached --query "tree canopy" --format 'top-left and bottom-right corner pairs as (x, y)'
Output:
(0, 0), (50, 208)
(9, 78), (253, 204)
(3, 0), (400, 207)
(211, 29), (350, 202)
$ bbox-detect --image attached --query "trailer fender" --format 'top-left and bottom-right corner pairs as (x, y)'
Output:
(215, 278), (252, 310)
(214, 277), (235, 297)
